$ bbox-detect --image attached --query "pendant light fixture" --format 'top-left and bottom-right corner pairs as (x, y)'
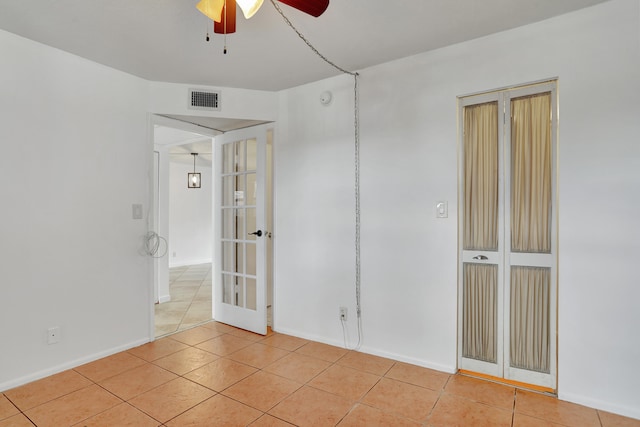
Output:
(188, 153), (201, 188)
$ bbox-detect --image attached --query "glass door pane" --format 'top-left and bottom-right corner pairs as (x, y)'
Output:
(219, 139), (258, 311)
(510, 266), (550, 373)
(511, 93), (552, 254)
(463, 101), (499, 252)
(220, 138), (249, 310)
(463, 263), (498, 363)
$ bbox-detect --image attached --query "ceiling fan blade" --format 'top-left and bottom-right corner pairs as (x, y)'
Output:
(277, 0), (329, 17)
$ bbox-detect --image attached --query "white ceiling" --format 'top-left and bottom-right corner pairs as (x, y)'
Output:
(0, 0), (611, 92)
(154, 125), (213, 166)
(158, 115), (270, 133)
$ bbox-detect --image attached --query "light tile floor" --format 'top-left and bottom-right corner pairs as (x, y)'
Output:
(155, 264), (213, 338)
(2, 322), (639, 426)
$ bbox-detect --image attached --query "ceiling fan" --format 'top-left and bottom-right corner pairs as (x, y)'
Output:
(196, 0), (330, 34)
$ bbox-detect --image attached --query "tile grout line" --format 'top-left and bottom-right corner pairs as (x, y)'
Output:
(427, 373), (454, 424)
(511, 386), (517, 427)
(2, 392), (36, 426)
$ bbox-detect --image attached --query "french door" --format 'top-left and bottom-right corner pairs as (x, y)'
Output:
(213, 125), (269, 335)
(458, 81), (558, 389)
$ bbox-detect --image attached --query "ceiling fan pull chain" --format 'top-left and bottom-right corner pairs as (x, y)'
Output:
(268, 0), (357, 76)
(269, 0), (363, 349)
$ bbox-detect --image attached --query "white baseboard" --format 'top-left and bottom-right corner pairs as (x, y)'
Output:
(158, 294), (171, 303)
(0, 337), (149, 392)
(357, 345), (457, 375)
(272, 326), (456, 375)
(558, 390), (640, 421)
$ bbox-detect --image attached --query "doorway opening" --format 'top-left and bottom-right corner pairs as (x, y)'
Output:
(149, 116), (274, 339)
(153, 121), (216, 337)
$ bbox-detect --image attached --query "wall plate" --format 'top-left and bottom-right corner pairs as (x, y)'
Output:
(436, 201), (448, 218)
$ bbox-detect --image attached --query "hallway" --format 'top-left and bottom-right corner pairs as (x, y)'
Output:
(155, 264), (212, 337)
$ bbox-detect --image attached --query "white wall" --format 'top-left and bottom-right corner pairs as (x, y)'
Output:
(168, 160), (213, 267)
(274, 0), (640, 419)
(0, 30), (152, 389)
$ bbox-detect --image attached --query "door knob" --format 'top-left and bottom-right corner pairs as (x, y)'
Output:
(249, 230), (263, 237)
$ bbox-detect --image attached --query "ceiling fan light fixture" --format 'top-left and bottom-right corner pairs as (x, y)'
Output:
(236, 0), (264, 19)
(196, 0), (225, 22)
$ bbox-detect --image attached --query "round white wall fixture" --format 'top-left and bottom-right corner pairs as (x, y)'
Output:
(320, 91), (332, 105)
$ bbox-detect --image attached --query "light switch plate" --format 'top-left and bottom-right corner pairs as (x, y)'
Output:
(436, 201), (448, 218)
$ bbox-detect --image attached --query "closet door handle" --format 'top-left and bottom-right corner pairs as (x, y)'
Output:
(249, 230), (263, 237)
(472, 255), (488, 260)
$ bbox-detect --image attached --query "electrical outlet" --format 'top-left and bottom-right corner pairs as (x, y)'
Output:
(339, 307), (348, 321)
(47, 327), (60, 345)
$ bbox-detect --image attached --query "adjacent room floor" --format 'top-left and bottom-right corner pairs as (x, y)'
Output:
(155, 263), (212, 337)
(2, 321), (638, 427)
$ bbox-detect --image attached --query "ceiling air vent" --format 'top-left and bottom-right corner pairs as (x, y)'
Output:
(188, 89), (220, 111)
